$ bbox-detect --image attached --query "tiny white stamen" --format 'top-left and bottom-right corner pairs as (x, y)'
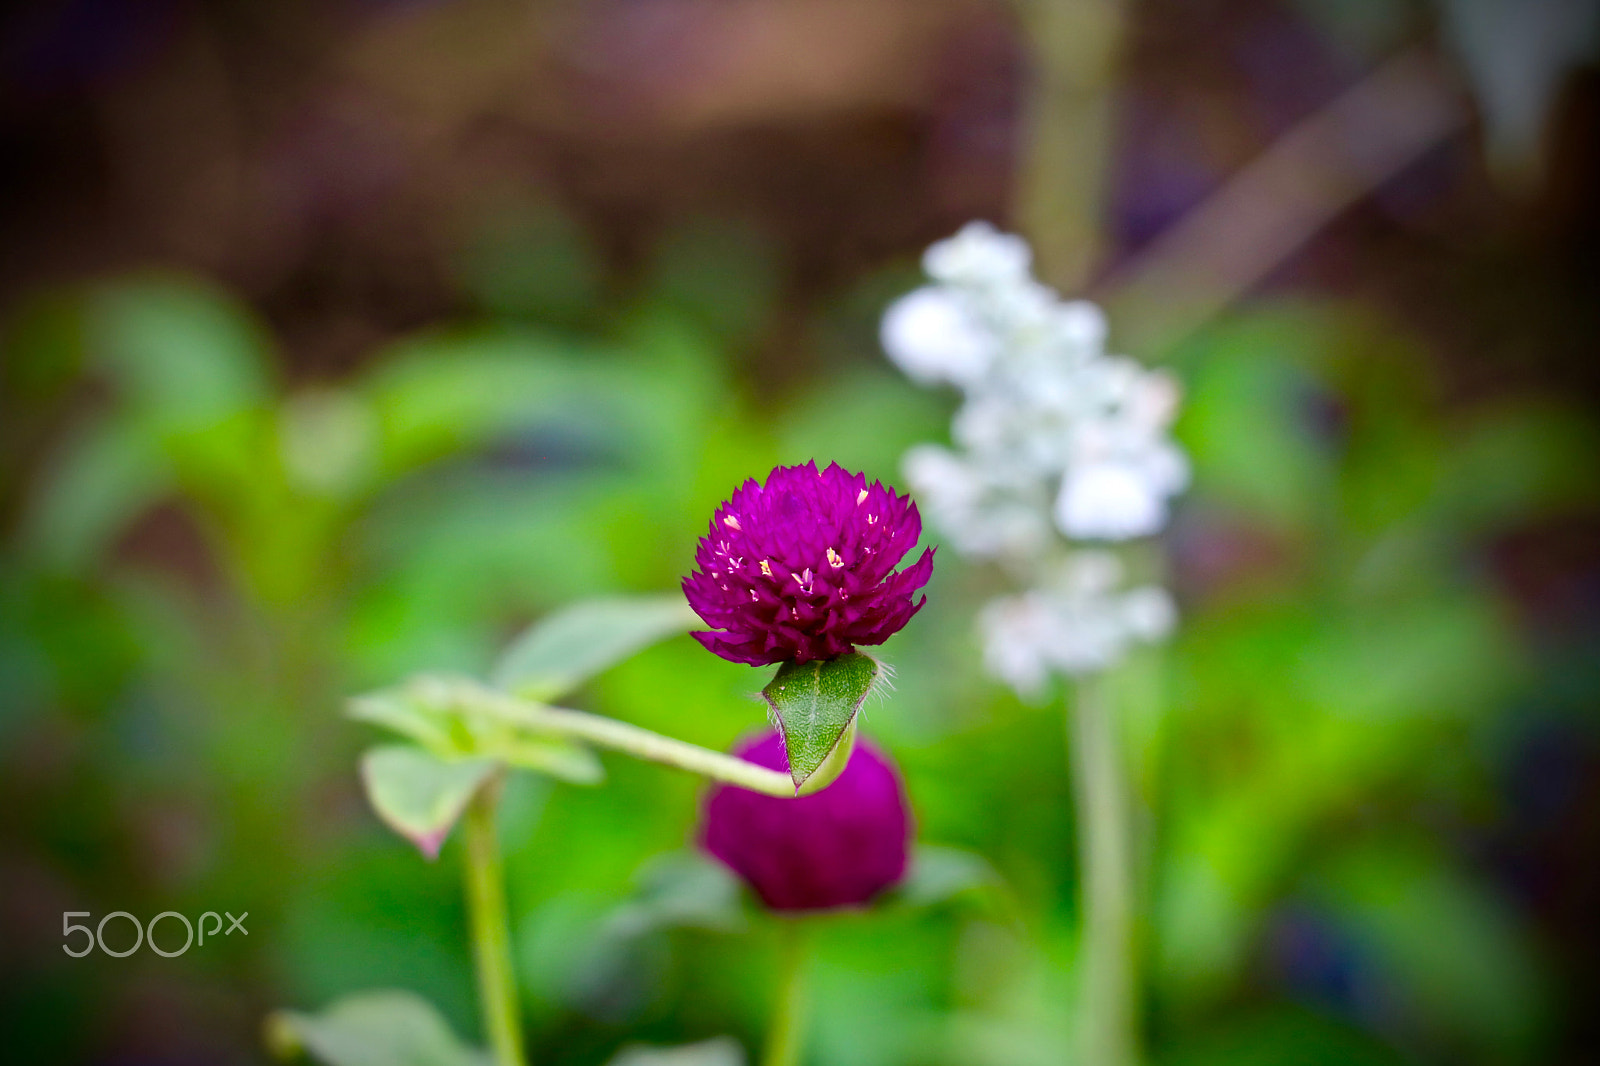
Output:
(760, 559), (772, 577)
(722, 515), (742, 531)
(856, 489), (869, 505)
(826, 547), (843, 568)
(866, 513), (878, 524)
(749, 590), (758, 601)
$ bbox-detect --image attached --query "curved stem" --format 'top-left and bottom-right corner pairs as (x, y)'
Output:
(463, 781), (528, 1066)
(762, 919), (812, 1066)
(428, 678), (798, 797)
(1070, 675), (1137, 1066)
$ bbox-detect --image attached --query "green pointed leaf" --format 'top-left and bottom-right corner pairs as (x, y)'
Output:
(471, 729), (604, 785)
(605, 1037), (746, 1066)
(761, 652), (881, 790)
(602, 850), (746, 939)
(90, 279), (272, 431)
(888, 845), (1003, 909)
(348, 690), (459, 754)
(492, 594), (699, 701)
(21, 414), (171, 571)
(359, 745), (497, 859)
(350, 680), (605, 786)
(265, 989), (489, 1066)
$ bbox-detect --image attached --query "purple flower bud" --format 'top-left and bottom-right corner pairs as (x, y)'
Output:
(700, 730), (912, 912)
(683, 461), (935, 666)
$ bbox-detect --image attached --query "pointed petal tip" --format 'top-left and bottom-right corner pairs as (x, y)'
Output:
(413, 829), (446, 862)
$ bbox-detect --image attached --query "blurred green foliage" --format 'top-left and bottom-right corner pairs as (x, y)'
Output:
(2, 213), (1595, 1066)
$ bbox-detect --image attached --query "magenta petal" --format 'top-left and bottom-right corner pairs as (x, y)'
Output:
(692, 629), (771, 667)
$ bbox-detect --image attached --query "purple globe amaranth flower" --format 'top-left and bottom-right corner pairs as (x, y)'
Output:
(683, 461), (935, 666)
(701, 730), (911, 911)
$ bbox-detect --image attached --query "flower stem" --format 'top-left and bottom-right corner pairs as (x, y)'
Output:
(1070, 675), (1137, 1066)
(424, 677), (798, 797)
(762, 919), (812, 1066)
(463, 780), (528, 1066)
(1015, 0), (1128, 290)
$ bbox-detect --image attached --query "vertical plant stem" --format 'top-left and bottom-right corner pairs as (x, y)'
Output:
(1015, 0), (1128, 291)
(1070, 675), (1137, 1066)
(762, 919), (812, 1066)
(463, 780), (528, 1066)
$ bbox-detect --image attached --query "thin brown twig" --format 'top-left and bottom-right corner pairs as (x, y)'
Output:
(1101, 48), (1469, 355)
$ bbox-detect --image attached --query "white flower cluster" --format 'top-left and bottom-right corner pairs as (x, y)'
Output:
(882, 222), (1186, 693)
(979, 553), (1176, 696)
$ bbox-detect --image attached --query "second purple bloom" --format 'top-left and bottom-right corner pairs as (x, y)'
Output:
(701, 730), (911, 911)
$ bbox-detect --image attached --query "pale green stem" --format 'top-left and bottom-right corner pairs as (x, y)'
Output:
(1014, 0), (1127, 290)
(463, 781), (528, 1066)
(1070, 675), (1137, 1066)
(423, 677), (798, 797)
(762, 919), (812, 1066)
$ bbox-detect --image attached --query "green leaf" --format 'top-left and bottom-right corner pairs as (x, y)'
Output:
(1161, 1006), (1402, 1066)
(348, 690), (459, 754)
(89, 278), (271, 432)
(350, 680), (605, 786)
(761, 652), (881, 790)
(360, 328), (591, 474)
(602, 850), (746, 939)
(472, 728), (604, 785)
(265, 989), (490, 1066)
(889, 845), (1003, 910)
(644, 214), (778, 347)
(1322, 840), (1542, 1057)
(491, 594), (699, 701)
(21, 414), (170, 570)
(605, 1037), (746, 1066)
(455, 195), (604, 323)
(359, 745), (497, 860)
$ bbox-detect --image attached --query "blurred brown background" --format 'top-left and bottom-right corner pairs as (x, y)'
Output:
(4, 0), (1593, 390)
